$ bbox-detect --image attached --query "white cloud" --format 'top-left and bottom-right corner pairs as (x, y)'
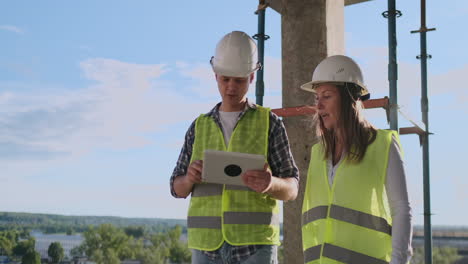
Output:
(0, 25), (24, 34)
(0, 92), (14, 104)
(0, 58), (213, 162)
(177, 62), (218, 96)
(175, 61), (189, 69)
(0, 89), (93, 158)
(0, 58), (219, 217)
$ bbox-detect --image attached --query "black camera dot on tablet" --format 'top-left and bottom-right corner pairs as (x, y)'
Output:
(224, 164), (242, 177)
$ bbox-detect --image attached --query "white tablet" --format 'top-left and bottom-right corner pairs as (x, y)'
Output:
(202, 150), (266, 186)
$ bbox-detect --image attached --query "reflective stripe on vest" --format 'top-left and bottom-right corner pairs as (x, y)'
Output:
(304, 244), (389, 264)
(323, 243), (389, 264)
(188, 216), (221, 229)
(302, 205), (328, 225)
(224, 212), (280, 225)
(188, 212), (279, 228)
(330, 204), (392, 235)
(304, 245), (321, 263)
(302, 129), (398, 263)
(190, 184), (276, 226)
(303, 204), (391, 235)
(188, 105), (279, 250)
(191, 183), (223, 197)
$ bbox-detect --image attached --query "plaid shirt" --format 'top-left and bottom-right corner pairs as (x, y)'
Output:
(170, 100), (299, 261)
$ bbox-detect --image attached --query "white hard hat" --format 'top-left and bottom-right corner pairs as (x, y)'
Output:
(210, 31), (260, 78)
(300, 55), (369, 97)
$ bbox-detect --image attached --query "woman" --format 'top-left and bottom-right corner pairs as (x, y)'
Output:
(300, 55), (412, 264)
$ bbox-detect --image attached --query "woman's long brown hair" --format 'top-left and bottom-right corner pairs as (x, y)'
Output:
(315, 83), (377, 163)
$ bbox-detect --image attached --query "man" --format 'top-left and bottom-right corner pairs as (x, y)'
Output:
(170, 30), (299, 264)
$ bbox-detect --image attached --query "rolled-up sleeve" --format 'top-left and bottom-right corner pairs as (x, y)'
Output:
(267, 112), (299, 182)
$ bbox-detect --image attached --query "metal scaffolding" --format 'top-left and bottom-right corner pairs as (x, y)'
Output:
(411, 0), (436, 262)
(254, 0), (269, 106)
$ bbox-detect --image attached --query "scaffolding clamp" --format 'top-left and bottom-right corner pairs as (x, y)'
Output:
(382, 9), (402, 18)
(253, 33), (270, 41)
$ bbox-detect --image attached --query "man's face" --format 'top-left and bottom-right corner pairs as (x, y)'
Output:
(216, 73), (254, 111)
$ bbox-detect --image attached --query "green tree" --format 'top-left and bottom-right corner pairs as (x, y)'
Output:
(82, 224), (130, 264)
(124, 226), (146, 239)
(130, 237), (168, 264)
(66, 226), (75, 235)
(70, 244), (86, 258)
(75, 224), (190, 264)
(169, 242), (191, 264)
(12, 237), (35, 258)
(19, 228), (31, 239)
(91, 248), (120, 264)
(166, 225), (190, 264)
(411, 247), (461, 264)
(1, 230), (19, 244)
(48, 242), (65, 263)
(0, 236), (13, 256)
(22, 250), (41, 264)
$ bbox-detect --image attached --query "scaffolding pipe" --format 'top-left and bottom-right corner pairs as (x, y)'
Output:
(386, 0), (399, 131)
(255, 1), (267, 106)
(411, 0), (435, 262)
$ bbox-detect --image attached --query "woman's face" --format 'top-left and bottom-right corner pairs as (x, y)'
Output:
(315, 83), (341, 131)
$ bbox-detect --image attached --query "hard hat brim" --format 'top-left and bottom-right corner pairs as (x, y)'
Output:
(300, 81), (317, 93)
(211, 57), (260, 78)
(300, 80), (370, 97)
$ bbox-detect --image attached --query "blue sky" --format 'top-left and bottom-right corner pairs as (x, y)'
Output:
(1, 0), (467, 226)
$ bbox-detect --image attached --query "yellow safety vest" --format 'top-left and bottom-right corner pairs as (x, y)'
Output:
(302, 130), (399, 264)
(188, 105), (280, 251)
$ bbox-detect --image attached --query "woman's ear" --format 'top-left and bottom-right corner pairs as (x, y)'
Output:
(249, 72), (255, 83)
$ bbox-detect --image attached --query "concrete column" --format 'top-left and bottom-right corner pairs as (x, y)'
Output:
(280, 0), (344, 263)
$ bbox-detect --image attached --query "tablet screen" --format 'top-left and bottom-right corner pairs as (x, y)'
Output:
(202, 150), (266, 186)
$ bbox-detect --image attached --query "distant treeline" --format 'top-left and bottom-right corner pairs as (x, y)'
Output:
(1, 211), (466, 236)
(0, 211), (186, 234)
(0, 223), (192, 263)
